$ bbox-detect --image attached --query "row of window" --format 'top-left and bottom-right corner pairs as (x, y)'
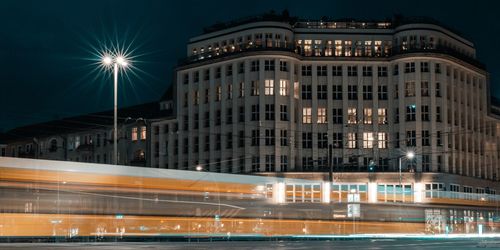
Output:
(296, 39), (392, 57)
(183, 80), (444, 107)
(180, 104), (443, 132)
(182, 62), (447, 84)
(164, 129), (444, 156)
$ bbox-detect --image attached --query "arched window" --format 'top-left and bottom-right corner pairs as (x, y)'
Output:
(49, 139), (57, 152)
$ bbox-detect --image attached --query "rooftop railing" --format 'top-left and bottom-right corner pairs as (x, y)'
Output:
(179, 42), (484, 70)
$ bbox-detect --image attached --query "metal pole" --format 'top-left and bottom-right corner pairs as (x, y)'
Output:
(328, 144), (333, 183)
(113, 63), (118, 165)
(398, 157), (402, 186)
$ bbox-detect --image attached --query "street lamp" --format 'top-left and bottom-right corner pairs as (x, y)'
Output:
(102, 54), (129, 165)
(398, 151), (415, 186)
(196, 165), (204, 171)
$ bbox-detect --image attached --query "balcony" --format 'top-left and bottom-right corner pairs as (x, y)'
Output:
(179, 43), (484, 70)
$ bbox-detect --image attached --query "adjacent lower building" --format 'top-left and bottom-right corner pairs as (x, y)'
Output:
(0, 102), (168, 167)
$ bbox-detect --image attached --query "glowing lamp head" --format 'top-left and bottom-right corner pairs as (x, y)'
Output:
(406, 151), (415, 160)
(102, 56), (113, 65)
(116, 56), (128, 66)
(195, 165), (203, 171)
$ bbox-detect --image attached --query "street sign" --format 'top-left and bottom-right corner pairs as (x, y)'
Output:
(347, 204), (360, 218)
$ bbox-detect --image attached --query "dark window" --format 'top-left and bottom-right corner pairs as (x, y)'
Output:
(332, 85), (342, 100)
(332, 108), (343, 124)
(317, 85), (327, 99)
(348, 85), (357, 100)
(301, 65), (312, 76)
(362, 66), (372, 76)
(363, 85), (372, 100)
(378, 66), (388, 77)
(332, 66), (342, 76)
(302, 132), (312, 148)
(302, 85), (312, 99)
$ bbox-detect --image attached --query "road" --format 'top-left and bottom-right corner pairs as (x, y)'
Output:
(1, 239), (500, 249)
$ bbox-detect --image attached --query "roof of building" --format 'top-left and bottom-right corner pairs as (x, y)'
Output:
(201, 11), (467, 39)
(1, 102), (163, 143)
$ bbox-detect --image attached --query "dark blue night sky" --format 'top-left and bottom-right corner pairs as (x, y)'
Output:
(1, 0), (499, 131)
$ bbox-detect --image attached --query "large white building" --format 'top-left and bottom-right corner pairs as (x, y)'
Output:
(151, 14), (499, 184)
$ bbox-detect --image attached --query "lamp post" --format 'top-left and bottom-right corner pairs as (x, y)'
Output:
(102, 55), (128, 165)
(398, 151), (415, 186)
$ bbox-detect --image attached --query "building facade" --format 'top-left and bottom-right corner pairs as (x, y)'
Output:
(151, 14), (499, 186)
(1, 102), (167, 167)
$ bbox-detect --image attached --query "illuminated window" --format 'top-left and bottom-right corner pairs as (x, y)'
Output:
(378, 132), (387, 148)
(251, 80), (259, 96)
(335, 40), (342, 56)
(317, 108), (327, 123)
(374, 41), (382, 56)
(344, 40), (352, 56)
(314, 40), (322, 56)
(302, 107), (312, 124)
(378, 108), (387, 124)
(216, 85), (222, 101)
(347, 133), (357, 148)
(355, 40), (363, 56)
(279, 79), (289, 96)
(294, 81), (299, 99)
(264, 79), (274, 95)
(363, 108), (372, 124)
(363, 132), (374, 148)
(239, 82), (244, 97)
(131, 127), (138, 141)
(364, 41), (372, 56)
(304, 40), (312, 56)
(325, 40), (333, 56)
(348, 108), (357, 124)
(405, 81), (415, 97)
(140, 126), (147, 140)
